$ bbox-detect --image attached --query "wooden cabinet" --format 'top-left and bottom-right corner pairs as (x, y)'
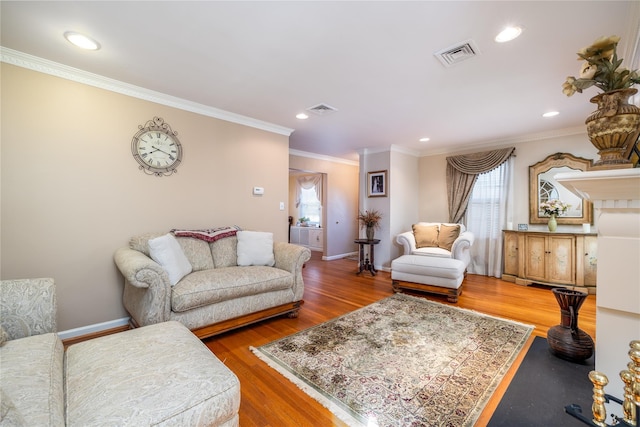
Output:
(502, 230), (597, 293)
(524, 234), (574, 285)
(290, 226), (323, 251)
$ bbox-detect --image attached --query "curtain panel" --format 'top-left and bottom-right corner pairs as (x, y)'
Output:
(465, 157), (514, 277)
(446, 147), (515, 223)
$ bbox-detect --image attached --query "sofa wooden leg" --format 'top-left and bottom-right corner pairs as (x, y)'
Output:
(392, 280), (402, 293)
(287, 309), (300, 318)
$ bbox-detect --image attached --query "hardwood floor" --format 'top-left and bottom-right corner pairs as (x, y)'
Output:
(204, 251), (596, 426)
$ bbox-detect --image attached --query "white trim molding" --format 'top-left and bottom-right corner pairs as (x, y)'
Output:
(57, 317), (130, 340)
(289, 149), (359, 166)
(0, 47), (294, 137)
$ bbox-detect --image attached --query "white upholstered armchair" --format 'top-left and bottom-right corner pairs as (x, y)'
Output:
(396, 222), (475, 269)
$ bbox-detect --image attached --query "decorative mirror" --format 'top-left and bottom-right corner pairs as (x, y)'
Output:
(529, 153), (593, 225)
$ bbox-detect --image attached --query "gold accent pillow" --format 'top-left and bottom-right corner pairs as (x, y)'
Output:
(438, 224), (461, 251)
(412, 224), (439, 248)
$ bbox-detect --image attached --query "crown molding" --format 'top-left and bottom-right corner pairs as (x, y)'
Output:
(390, 144), (420, 157)
(0, 47), (294, 137)
(417, 125), (588, 157)
(356, 146), (391, 157)
(289, 149), (359, 166)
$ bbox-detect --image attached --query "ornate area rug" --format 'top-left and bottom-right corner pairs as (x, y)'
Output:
(251, 293), (533, 427)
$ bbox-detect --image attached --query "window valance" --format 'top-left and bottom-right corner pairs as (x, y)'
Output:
(446, 147), (515, 175)
(446, 147), (515, 223)
(295, 174), (322, 208)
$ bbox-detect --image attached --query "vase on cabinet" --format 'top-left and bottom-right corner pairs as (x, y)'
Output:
(586, 87), (640, 169)
(547, 214), (557, 232)
(547, 288), (594, 362)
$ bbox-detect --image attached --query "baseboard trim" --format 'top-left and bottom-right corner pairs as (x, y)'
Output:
(58, 317), (130, 341)
(323, 251), (357, 261)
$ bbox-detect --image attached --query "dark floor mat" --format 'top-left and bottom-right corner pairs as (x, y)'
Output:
(488, 336), (595, 427)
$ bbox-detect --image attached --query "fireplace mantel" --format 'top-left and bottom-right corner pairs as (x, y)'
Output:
(556, 168), (640, 415)
(555, 168), (640, 208)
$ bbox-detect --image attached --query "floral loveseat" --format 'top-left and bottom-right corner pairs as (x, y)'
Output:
(114, 227), (311, 339)
(0, 278), (241, 426)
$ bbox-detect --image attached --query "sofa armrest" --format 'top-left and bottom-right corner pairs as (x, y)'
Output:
(273, 242), (311, 301)
(451, 231), (475, 267)
(396, 231), (417, 255)
(0, 278), (57, 340)
(114, 247), (172, 327)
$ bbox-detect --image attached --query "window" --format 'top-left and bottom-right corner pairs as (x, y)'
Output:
(464, 157), (513, 277)
(299, 186), (321, 225)
(295, 174), (323, 226)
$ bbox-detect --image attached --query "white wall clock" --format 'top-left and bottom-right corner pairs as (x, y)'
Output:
(131, 117), (183, 176)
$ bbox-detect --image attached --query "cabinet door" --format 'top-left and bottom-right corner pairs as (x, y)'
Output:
(309, 229), (323, 250)
(290, 227), (300, 244)
(299, 228), (310, 246)
(547, 235), (575, 284)
(524, 235), (547, 282)
(583, 235), (598, 286)
(503, 232), (519, 276)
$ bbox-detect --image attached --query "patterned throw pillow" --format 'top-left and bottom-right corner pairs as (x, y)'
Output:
(412, 224), (439, 248)
(437, 224), (461, 251)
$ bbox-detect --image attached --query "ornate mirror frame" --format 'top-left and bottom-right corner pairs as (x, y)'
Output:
(529, 153), (593, 225)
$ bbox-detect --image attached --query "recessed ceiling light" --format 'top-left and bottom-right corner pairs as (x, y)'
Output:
(64, 31), (101, 50)
(296, 113), (309, 120)
(495, 26), (522, 43)
(419, 137), (430, 142)
(543, 111), (560, 118)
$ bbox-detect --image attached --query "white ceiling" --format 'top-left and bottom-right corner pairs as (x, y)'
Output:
(2, 1), (639, 161)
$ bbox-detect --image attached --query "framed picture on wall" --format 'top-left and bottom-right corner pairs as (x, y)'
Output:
(367, 170), (387, 197)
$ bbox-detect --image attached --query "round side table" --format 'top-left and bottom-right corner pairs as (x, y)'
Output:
(354, 239), (380, 276)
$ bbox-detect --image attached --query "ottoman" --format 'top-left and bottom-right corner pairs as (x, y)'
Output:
(65, 321), (240, 427)
(391, 255), (466, 302)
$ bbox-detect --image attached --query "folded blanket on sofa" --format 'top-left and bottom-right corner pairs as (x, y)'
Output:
(171, 225), (241, 242)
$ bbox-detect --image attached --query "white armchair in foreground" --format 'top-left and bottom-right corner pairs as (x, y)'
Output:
(395, 222), (474, 270)
(392, 223), (475, 303)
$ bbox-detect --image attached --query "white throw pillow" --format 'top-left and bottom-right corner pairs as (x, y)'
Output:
(236, 231), (275, 266)
(148, 233), (192, 286)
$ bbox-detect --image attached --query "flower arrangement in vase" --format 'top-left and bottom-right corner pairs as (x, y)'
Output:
(358, 210), (382, 240)
(539, 199), (570, 232)
(562, 35), (640, 168)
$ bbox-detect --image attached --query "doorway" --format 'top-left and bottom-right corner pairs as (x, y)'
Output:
(289, 169), (326, 253)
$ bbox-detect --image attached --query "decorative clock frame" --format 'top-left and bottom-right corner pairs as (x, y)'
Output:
(131, 117), (183, 177)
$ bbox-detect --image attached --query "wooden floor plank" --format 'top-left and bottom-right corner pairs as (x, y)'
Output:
(204, 251), (596, 426)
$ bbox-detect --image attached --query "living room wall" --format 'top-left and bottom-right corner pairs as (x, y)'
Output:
(418, 133), (600, 233)
(1, 63), (291, 332)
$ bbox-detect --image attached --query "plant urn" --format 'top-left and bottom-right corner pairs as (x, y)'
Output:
(586, 88), (640, 169)
(547, 288), (594, 362)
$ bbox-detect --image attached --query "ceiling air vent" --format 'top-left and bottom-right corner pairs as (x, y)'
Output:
(307, 103), (338, 116)
(434, 40), (480, 67)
